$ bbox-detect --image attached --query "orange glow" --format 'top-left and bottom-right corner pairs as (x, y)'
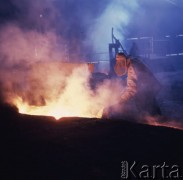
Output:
(13, 96), (98, 119)
(8, 63), (121, 120)
(145, 116), (183, 131)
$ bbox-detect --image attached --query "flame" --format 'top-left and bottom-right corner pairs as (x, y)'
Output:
(6, 63), (121, 120)
(13, 96), (97, 119)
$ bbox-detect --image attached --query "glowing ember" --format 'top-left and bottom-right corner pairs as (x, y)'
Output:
(145, 116), (183, 131)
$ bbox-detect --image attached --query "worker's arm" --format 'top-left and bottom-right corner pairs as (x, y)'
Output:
(120, 61), (138, 103)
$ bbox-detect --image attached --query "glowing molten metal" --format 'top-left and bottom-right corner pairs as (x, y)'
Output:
(13, 97), (100, 119)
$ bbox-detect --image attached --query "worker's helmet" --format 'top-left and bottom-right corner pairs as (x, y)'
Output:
(114, 52), (127, 76)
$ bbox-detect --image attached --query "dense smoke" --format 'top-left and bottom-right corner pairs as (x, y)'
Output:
(0, 0), (136, 115)
(1, 0), (182, 54)
(0, 0), (140, 56)
(86, 0), (139, 52)
(0, 25), (65, 66)
(0, 25), (123, 118)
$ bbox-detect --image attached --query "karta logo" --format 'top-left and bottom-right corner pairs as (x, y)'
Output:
(121, 161), (183, 179)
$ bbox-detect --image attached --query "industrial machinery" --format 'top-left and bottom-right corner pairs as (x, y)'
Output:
(108, 28), (127, 76)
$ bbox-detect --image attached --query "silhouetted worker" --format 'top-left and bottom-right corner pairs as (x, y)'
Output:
(102, 52), (161, 120)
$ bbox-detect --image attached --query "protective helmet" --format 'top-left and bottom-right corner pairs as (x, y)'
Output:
(114, 52), (127, 76)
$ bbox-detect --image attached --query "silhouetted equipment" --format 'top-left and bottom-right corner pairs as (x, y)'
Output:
(126, 35), (183, 58)
(108, 28), (127, 76)
(129, 42), (139, 57)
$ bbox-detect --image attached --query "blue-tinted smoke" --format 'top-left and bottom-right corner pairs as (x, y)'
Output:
(0, 0), (183, 58)
(86, 0), (139, 52)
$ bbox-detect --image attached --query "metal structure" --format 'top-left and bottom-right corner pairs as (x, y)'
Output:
(125, 35), (183, 59)
(108, 28), (127, 76)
